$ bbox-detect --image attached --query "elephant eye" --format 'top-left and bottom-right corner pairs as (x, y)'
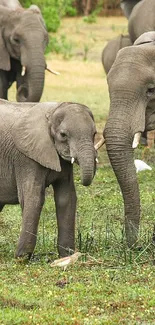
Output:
(14, 38), (20, 44)
(60, 131), (67, 139)
(11, 35), (20, 45)
(146, 87), (155, 96)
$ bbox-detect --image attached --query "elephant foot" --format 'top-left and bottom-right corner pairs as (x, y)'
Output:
(15, 242), (35, 260)
(58, 243), (75, 257)
(15, 253), (33, 263)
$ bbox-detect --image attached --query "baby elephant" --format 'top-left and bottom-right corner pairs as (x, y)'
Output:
(0, 100), (97, 258)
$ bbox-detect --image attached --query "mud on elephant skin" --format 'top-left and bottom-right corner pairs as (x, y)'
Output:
(103, 31), (155, 248)
(0, 100), (97, 258)
(0, 1), (50, 102)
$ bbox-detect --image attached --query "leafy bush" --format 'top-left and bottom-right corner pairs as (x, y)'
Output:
(20, 0), (76, 32)
(46, 34), (73, 59)
(42, 7), (60, 32)
(83, 12), (97, 23)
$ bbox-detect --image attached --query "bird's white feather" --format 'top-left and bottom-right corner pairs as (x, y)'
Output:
(134, 159), (152, 173)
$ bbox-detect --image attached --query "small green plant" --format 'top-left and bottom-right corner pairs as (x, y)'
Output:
(46, 34), (73, 59)
(83, 44), (89, 61)
(45, 36), (61, 54)
(83, 13), (97, 24)
(111, 24), (116, 31)
(60, 34), (73, 59)
(65, 5), (77, 17)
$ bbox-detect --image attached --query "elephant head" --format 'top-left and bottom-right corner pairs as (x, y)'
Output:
(11, 102), (97, 186)
(102, 34), (132, 75)
(120, 0), (142, 18)
(0, 4), (49, 102)
(128, 0), (155, 43)
(104, 31), (155, 247)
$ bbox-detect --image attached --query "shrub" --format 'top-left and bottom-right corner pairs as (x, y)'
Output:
(20, 0), (76, 32)
(42, 7), (60, 32)
(46, 34), (73, 59)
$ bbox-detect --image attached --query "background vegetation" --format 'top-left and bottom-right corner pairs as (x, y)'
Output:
(20, 0), (122, 32)
(1, 8), (155, 325)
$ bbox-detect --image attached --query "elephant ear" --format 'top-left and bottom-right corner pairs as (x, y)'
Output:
(28, 5), (47, 30)
(134, 31), (155, 46)
(29, 4), (41, 13)
(0, 29), (10, 70)
(11, 103), (61, 172)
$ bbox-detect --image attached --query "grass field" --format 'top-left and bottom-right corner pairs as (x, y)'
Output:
(1, 16), (155, 325)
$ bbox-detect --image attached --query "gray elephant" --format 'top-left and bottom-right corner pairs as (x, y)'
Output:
(0, 0), (21, 8)
(128, 0), (155, 43)
(0, 100), (97, 258)
(120, 0), (142, 18)
(102, 34), (132, 74)
(102, 34), (147, 145)
(103, 31), (155, 248)
(0, 2), (49, 102)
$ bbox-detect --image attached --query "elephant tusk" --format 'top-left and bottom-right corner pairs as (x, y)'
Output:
(94, 137), (105, 150)
(46, 66), (60, 75)
(21, 66), (26, 76)
(96, 158), (99, 163)
(132, 132), (141, 148)
(71, 157), (75, 164)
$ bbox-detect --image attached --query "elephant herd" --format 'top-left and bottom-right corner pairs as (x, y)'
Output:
(1, 0), (155, 259)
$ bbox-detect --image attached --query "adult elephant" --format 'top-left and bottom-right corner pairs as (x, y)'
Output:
(0, 2), (49, 102)
(103, 31), (155, 248)
(0, 99), (97, 258)
(102, 34), (132, 74)
(120, 0), (142, 18)
(128, 0), (155, 43)
(102, 34), (147, 145)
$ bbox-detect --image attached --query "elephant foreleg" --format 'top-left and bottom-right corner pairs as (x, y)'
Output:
(53, 166), (77, 257)
(15, 185), (45, 258)
(0, 70), (9, 99)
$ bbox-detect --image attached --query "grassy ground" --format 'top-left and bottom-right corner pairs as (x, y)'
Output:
(1, 16), (155, 324)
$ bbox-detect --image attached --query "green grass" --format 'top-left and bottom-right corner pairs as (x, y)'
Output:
(1, 157), (155, 324)
(1, 16), (155, 324)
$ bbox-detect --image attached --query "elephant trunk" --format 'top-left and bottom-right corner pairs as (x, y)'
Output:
(104, 116), (141, 247)
(76, 142), (96, 186)
(17, 47), (46, 102)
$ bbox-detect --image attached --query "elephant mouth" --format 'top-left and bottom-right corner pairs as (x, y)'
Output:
(60, 153), (78, 164)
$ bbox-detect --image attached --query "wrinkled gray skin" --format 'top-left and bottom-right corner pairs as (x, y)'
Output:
(102, 34), (132, 74)
(0, 0), (21, 8)
(102, 34), (147, 145)
(104, 31), (155, 248)
(0, 100), (97, 258)
(0, 1), (48, 102)
(120, 0), (142, 18)
(128, 0), (155, 43)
